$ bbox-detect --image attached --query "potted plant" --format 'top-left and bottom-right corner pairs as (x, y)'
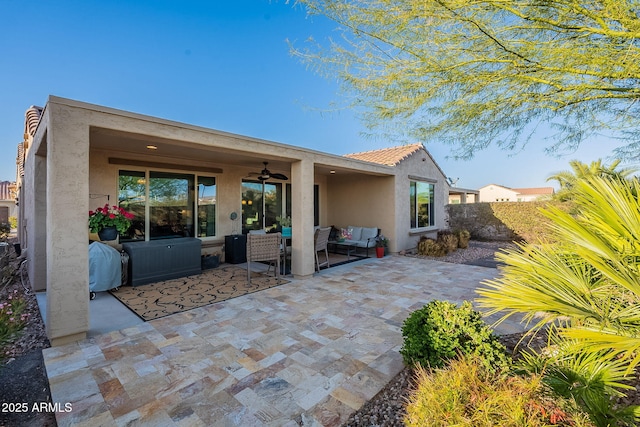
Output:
(89, 204), (135, 241)
(276, 215), (292, 237)
(375, 235), (388, 258)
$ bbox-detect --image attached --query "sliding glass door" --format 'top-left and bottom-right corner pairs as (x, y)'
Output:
(149, 172), (194, 239)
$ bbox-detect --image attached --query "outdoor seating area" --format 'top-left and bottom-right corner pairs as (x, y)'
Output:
(329, 225), (380, 258)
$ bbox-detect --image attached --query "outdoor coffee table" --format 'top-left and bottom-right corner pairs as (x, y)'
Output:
(328, 240), (359, 260)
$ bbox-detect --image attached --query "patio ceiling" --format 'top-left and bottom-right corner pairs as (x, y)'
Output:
(90, 126), (393, 179)
(90, 126), (293, 173)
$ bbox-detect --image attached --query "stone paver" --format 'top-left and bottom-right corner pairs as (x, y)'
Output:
(43, 256), (525, 426)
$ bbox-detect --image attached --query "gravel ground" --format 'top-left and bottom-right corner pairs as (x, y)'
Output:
(0, 242), (55, 427)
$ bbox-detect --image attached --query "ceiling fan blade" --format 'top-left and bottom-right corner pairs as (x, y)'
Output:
(270, 173), (288, 180)
(249, 162), (288, 181)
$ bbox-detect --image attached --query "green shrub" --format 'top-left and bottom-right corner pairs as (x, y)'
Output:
(518, 334), (640, 427)
(8, 216), (17, 230)
(477, 176), (640, 425)
(405, 356), (595, 427)
(400, 300), (510, 371)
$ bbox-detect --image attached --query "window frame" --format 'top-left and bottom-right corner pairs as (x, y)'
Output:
(409, 179), (436, 230)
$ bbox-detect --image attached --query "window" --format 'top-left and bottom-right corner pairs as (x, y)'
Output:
(410, 181), (435, 228)
(118, 170), (216, 241)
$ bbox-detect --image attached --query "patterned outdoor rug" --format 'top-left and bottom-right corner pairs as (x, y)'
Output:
(110, 265), (289, 321)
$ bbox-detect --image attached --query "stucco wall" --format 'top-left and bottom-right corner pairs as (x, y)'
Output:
(393, 151), (449, 252)
(325, 173), (395, 249)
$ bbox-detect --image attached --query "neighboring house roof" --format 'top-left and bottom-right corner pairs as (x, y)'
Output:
(344, 143), (424, 166)
(513, 187), (554, 196)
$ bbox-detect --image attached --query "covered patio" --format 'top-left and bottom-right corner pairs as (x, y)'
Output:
(21, 97), (414, 346)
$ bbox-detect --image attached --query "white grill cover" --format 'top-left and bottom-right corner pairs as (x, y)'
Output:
(89, 242), (121, 292)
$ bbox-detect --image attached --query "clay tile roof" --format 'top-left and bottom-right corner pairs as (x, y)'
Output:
(514, 187), (555, 195)
(24, 105), (43, 137)
(344, 143), (424, 166)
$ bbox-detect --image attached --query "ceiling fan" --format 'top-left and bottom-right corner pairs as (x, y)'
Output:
(249, 162), (289, 181)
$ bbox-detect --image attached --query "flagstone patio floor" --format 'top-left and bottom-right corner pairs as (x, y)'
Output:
(42, 255), (526, 426)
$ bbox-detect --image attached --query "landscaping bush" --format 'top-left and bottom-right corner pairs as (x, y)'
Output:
(518, 334), (640, 427)
(400, 300), (510, 371)
(436, 230), (458, 253)
(416, 237), (446, 256)
(0, 289), (29, 361)
(455, 229), (471, 248)
(447, 201), (574, 242)
(0, 223), (9, 242)
(405, 356), (595, 427)
(477, 175), (640, 426)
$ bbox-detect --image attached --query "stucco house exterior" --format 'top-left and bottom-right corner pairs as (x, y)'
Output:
(16, 96), (451, 346)
(0, 181), (17, 224)
(448, 187), (479, 204)
(478, 184), (554, 202)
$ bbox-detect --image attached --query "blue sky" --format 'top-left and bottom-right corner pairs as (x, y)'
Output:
(0, 0), (629, 189)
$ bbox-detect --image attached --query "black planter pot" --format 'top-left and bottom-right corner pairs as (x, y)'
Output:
(98, 226), (118, 241)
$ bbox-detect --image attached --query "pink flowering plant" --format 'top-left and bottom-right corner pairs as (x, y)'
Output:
(88, 204), (135, 234)
(339, 228), (353, 241)
(0, 289), (29, 360)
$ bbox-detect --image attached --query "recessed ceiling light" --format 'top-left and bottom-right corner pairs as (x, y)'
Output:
(330, 170), (336, 174)
(146, 145), (158, 150)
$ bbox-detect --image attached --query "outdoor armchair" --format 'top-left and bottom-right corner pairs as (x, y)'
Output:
(246, 232), (281, 285)
(314, 227), (331, 272)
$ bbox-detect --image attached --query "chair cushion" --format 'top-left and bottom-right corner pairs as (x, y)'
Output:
(347, 226), (362, 241)
(361, 227), (378, 243)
